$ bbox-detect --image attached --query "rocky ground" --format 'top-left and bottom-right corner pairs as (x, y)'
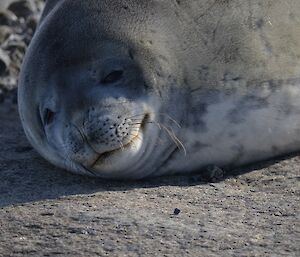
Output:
(0, 0), (44, 102)
(0, 1), (299, 256)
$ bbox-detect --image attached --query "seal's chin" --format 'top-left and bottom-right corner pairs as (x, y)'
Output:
(84, 113), (149, 176)
(91, 131), (143, 167)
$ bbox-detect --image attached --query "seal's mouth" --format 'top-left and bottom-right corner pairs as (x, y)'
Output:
(90, 113), (149, 167)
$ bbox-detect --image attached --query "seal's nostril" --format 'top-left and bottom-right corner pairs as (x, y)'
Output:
(43, 108), (55, 125)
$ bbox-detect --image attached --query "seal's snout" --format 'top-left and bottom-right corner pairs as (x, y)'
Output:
(83, 112), (141, 155)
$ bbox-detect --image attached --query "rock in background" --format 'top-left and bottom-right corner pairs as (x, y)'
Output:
(0, 0), (45, 104)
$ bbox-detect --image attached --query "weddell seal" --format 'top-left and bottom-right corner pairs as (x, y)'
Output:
(18, 0), (300, 179)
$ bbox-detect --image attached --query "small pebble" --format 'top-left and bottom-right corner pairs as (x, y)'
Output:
(0, 48), (10, 75)
(8, 0), (33, 19)
(26, 15), (37, 32)
(0, 10), (18, 26)
(0, 25), (13, 42)
(206, 165), (225, 182)
(173, 208), (181, 215)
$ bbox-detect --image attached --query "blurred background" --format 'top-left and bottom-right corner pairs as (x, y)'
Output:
(0, 0), (45, 104)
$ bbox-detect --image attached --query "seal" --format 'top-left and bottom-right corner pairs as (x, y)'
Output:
(18, 0), (300, 179)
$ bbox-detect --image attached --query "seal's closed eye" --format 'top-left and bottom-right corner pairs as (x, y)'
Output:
(101, 70), (124, 84)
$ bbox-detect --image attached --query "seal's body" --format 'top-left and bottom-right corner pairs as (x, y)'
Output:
(18, 0), (300, 179)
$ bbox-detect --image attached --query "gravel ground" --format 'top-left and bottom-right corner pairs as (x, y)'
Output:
(0, 1), (299, 256)
(0, 0), (44, 102)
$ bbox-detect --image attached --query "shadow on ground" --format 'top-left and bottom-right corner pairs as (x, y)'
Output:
(1, 103), (299, 256)
(0, 102), (297, 208)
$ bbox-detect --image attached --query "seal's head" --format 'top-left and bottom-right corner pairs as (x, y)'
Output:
(18, 0), (188, 179)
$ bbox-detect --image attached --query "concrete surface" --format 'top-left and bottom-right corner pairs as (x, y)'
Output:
(0, 102), (299, 256)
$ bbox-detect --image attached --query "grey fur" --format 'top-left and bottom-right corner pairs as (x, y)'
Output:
(18, 0), (300, 179)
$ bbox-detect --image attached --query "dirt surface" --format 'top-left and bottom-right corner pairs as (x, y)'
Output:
(0, 1), (299, 256)
(0, 103), (299, 256)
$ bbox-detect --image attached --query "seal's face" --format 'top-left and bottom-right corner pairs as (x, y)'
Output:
(19, 39), (186, 179)
(41, 44), (154, 178)
(18, 0), (188, 179)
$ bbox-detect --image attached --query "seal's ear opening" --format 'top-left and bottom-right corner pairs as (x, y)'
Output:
(43, 108), (55, 126)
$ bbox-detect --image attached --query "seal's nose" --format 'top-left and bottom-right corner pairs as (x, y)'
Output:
(83, 115), (127, 154)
